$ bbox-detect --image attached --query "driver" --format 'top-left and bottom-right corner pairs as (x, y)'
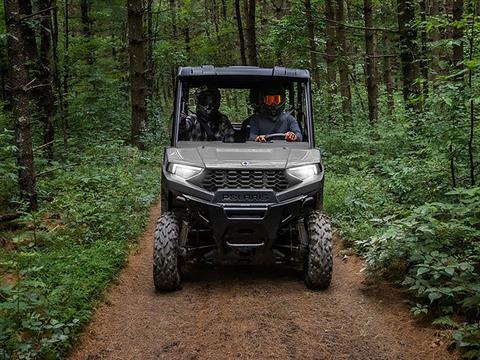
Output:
(249, 87), (303, 142)
(179, 86), (235, 142)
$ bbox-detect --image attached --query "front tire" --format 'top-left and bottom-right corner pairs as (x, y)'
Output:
(304, 211), (333, 290)
(153, 212), (181, 291)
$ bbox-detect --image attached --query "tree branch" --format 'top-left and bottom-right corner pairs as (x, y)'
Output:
(325, 18), (398, 33)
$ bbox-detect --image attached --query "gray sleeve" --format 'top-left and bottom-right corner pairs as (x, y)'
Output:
(248, 117), (260, 141)
(288, 116), (303, 141)
(287, 116), (303, 142)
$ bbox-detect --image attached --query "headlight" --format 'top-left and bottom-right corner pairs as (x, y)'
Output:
(287, 164), (320, 181)
(167, 163), (203, 179)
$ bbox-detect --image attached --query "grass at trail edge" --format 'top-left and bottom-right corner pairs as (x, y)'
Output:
(0, 142), (162, 359)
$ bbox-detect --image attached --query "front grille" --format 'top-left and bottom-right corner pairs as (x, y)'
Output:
(202, 169), (288, 192)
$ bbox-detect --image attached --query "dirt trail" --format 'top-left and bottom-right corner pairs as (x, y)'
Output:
(69, 203), (456, 360)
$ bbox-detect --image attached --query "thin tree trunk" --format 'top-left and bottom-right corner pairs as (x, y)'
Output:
(452, 0), (464, 80)
(235, 0), (247, 65)
(51, 1), (65, 153)
(450, 143), (457, 188)
(467, 1), (475, 185)
(146, 0), (154, 104)
(184, 26), (191, 62)
(382, 32), (395, 114)
(4, 0), (38, 210)
(335, 0), (352, 121)
(80, 0), (94, 64)
(350, 72), (366, 113)
(221, 0), (227, 20)
(364, 0), (378, 123)
(305, 0), (319, 85)
(272, 0), (283, 19)
(382, 2), (394, 114)
(430, 0), (441, 78)
(37, 0), (55, 160)
(128, 0), (147, 148)
(212, 0), (220, 39)
(0, 67), (7, 104)
(169, 0), (177, 37)
(63, 0), (69, 148)
(397, 0), (421, 109)
(324, 0), (337, 89)
(420, 0), (429, 97)
(245, 0), (258, 65)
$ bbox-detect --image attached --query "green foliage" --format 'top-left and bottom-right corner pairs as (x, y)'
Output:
(0, 0), (479, 356)
(0, 143), (161, 359)
(322, 111), (480, 355)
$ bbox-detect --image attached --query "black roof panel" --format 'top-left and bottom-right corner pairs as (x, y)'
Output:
(178, 65), (310, 80)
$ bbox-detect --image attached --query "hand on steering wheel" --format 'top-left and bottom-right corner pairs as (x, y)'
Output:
(256, 133), (298, 142)
(285, 131), (297, 142)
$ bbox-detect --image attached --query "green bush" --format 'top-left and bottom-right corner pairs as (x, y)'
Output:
(319, 114), (480, 356)
(0, 142), (161, 359)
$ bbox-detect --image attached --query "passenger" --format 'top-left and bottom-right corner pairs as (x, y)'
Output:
(179, 86), (235, 142)
(249, 88), (303, 142)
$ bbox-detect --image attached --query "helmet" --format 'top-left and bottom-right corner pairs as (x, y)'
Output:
(259, 87), (286, 118)
(196, 86), (221, 119)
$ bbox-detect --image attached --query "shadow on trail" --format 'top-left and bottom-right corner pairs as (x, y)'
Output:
(182, 263), (305, 286)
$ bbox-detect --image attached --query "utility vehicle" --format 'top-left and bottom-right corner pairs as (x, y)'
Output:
(154, 66), (332, 291)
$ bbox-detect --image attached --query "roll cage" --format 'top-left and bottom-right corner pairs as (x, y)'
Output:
(170, 65), (316, 147)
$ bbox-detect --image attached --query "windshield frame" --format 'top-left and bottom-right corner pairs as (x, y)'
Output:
(170, 76), (315, 148)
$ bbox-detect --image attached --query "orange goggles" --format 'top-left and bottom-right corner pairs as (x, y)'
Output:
(263, 95), (283, 106)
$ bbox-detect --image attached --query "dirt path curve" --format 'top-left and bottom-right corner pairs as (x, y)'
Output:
(69, 202), (455, 360)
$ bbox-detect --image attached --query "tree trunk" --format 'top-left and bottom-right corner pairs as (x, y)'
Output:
(467, 3), (476, 185)
(272, 0), (285, 19)
(452, 0), (464, 80)
(430, 0), (441, 77)
(305, 0), (319, 85)
(420, 0), (429, 97)
(184, 26), (191, 62)
(324, 0), (337, 90)
(221, 0), (227, 20)
(51, 1), (65, 151)
(4, 0), (38, 210)
(146, 0), (154, 104)
(63, 0), (69, 148)
(364, 0), (378, 123)
(0, 66), (7, 105)
(37, 0), (56, 160)
(80, 0), (94, 64)
(335, 0), (352, 121)
(382, 33), (395, 114)
(245, 0), (258, 65)
(169, 0), (177, 37)
(397, 0), (421, 109)
(211, 0), (220, 39)
(128, 0), (147, 149)
(235, 0), (247, 65)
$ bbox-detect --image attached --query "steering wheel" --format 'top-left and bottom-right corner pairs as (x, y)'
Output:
(264, 133), (286, 141)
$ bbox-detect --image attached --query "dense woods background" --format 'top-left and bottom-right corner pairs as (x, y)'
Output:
(0, 0), (479, 358)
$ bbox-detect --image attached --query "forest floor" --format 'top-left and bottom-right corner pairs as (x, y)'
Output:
(68, 202), (457, 360)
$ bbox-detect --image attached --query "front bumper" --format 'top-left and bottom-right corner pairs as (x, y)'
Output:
(163, 168), (323, 249)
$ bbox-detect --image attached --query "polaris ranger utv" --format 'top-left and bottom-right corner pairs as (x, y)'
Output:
(154, 66), (332, 291)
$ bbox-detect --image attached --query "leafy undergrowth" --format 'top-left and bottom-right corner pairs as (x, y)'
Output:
(0, 142), (162, 359)
(320, 119), (480, 358)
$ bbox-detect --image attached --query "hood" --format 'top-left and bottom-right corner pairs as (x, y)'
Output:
(165, 146), (321, 169)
